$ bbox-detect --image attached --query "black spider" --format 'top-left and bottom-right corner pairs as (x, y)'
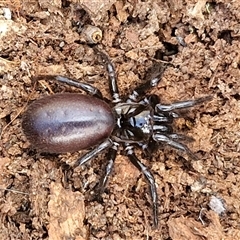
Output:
(22, 48), (211, 227)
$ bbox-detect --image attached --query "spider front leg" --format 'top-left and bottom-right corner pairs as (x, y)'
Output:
(156, 96), (212, 112)
(125, 145), (158, 227)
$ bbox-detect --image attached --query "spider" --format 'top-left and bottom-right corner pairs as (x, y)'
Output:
(22, 48), (210, 227)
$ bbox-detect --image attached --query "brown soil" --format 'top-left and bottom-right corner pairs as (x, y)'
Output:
(0, 0), (239, 239)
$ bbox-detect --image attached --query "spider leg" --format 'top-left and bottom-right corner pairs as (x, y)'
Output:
(73, 139), (113, 167)
(106, 58), (121, 103)
(153, 133), (197, 159)
(127, 64), (167, 102)
(96, 142), (119, 195)
(32, 75), (103, 98)
(153, 121), (195, 142)
(167, 133), (195, 142)
(125, 145), (158, 227)
(94, 47), (121, 103)
(156, 96), (212, 112)
(138, 139), (159, 157)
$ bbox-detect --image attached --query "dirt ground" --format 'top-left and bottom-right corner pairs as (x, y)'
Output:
(0, 0), (239, 239)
